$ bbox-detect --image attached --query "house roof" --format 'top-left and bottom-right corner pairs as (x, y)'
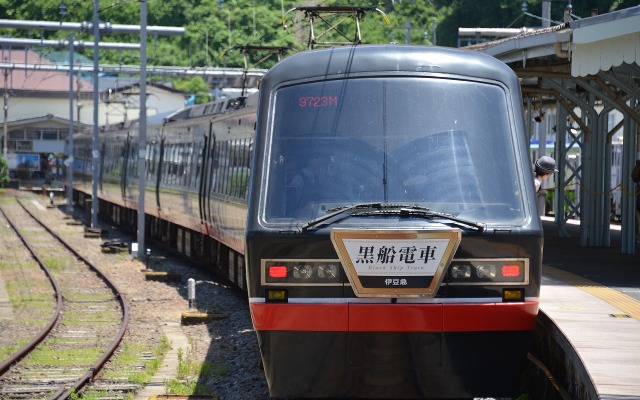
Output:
(0, 48), (93, 93)
(0, 48), (187, 98)
(41, 49), (94, 66)
(6, 113), (91, 129)
(97, 79), (186, 95)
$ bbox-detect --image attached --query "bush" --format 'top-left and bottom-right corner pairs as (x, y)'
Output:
(545, 189), (577, 218)
(0, 154), (10, 188)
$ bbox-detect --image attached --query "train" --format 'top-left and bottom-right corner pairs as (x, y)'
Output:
(73, 45), (542, 399)
(73, 94), (256, 288)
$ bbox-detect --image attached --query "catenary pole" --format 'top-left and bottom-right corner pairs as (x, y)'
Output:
(67, 32), (74, 213)
(137, 0), (148, 257)
(91, 0), (99, 228)
(3, 66), (7, 160)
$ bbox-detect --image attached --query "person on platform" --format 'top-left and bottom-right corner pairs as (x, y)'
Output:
(534, 155), (558, 193)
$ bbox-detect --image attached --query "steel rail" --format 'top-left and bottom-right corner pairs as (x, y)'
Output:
(14, 198), (131, 400)
(0, 205), (63, 378)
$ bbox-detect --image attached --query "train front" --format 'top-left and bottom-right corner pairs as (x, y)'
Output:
(246, 46), (542, 399)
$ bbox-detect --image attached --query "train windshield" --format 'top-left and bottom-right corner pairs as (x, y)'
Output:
(264, 77), (527, 226)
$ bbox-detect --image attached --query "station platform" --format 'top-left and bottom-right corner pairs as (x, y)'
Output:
(11, 178), (65, 193)
(539, 217), (640, 399)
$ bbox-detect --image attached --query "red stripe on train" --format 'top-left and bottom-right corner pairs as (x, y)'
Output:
(250, 301), (538, 332)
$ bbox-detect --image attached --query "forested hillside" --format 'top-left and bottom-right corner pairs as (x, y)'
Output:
(0, 0), (636, 94)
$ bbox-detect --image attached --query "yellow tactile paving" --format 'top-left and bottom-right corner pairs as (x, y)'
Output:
(543, 265), (640, 322)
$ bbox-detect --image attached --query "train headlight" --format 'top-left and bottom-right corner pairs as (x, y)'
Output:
(263, 260), (342, 286)
(450, 265), (471, 279)
(476, 264), (497, 279)
(318, 264), (338, 279)
(293, 264), (313, 279)
(446, 259), (528, 285)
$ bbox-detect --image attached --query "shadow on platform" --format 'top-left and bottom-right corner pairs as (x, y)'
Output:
(541, 217), (640, 299)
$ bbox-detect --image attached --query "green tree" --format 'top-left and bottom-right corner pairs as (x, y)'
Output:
(0, 0), (636, 66)
(173, 76), (211, 104)
(376, 0), (438, 45)
(0, 154), (10, 188)
(433, 0), (640, 47)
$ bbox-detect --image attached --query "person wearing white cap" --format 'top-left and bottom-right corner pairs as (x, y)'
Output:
(534, 155), (558, 193)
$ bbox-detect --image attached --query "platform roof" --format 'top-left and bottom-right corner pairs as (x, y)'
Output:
(466, 6), (640, 80)
(571, 7), (640, 77)
(464, 6), (640, 254)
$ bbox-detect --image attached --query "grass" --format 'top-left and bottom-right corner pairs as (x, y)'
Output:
(0, 195), (166, 400)
(0, 234), (58, 361)
(0, 338), (29, 361)
(5, 283), (56, 314)
(64, 292), (116, 302)
(46, 336), (102, 346)
(42, 255), (74, 271)
(102, 336), (171, 385)
(63, 310), (122, 322)
(23, 345), (104, 367)
(12, 331), (171, 399)
(69, 389), (136, 400)
(164, 347), (228, 396)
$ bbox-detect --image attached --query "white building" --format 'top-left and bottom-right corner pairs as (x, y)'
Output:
(1, 48), (188, 180)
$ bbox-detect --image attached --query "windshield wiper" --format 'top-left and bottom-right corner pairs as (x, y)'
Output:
(299, 203), (485, 232)
(396, 207), (485, 231)
(300, 202), (386, 232)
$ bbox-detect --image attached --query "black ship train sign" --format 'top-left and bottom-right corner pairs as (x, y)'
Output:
(331, 229), (461, 297)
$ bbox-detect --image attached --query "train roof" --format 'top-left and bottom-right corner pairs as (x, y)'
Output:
(164, 93), (259, 124)
(261, 45), (519, 89)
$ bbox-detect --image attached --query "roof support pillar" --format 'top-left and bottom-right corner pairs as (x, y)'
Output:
(578, 95), (605, 247)
(622, 111), (638, 254)
(544, 78), (595, 241)
(555, 102), (570, 237)
(545, 77), (610, 246)
(576, 77), (640, 250)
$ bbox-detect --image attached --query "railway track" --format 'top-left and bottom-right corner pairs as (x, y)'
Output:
(0, 192), (567, 399)
(0, 197), (130, 400)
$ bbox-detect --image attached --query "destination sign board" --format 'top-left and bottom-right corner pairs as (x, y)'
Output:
(331, 229), (461, 297)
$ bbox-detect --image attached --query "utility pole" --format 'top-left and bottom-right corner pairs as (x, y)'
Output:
(91, 0), (100, 228)
(2, 65), (7, 160)
(542, 0), (551, 28)
(137, 0), (148, 258)
(405, 20), (411, 44)
(67, 32), (74, 213)
(432, 17), (437, 45)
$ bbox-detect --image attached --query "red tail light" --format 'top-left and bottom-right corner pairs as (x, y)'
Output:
(268, 265), (288, 279)
(501, 265), (521, 277)
(263, 260), (342, 285)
